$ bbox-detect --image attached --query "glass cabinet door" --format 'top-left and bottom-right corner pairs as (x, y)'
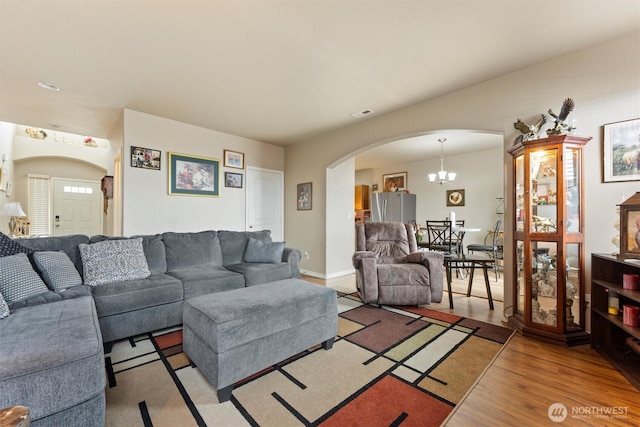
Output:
(515, 240), (525, 317)
(565, 242), (581, 330)
(531, 241), (558, 327)
(529, 148), (558, 234)
(565, 146), (581, 233)
(515, 154), (525, 232)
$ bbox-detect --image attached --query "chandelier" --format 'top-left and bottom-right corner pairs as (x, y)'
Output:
(428, 138), (456, 185)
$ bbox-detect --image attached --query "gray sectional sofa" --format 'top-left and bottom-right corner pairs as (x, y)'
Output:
(0, 229), (301, 426)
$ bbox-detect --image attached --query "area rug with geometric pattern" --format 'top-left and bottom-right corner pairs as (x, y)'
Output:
(104, 292), (514, 427)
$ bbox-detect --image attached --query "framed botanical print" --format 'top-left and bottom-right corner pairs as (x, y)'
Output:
(168, 152), (220, 197)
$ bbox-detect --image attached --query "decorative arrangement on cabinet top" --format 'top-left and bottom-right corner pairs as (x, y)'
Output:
(618, 192), (640, 258)
(513, 97), (576, 144)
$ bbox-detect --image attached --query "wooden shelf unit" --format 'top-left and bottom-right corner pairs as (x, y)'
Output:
(591, 253), (640, 390)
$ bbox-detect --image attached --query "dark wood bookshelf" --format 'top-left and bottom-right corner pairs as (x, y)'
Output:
(591, 253), (640, 390)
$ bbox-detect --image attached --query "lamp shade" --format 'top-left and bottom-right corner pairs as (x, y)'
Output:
(1, 202), (26, 217)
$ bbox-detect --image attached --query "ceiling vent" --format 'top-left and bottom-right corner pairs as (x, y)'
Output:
(351, 109), (373, 118)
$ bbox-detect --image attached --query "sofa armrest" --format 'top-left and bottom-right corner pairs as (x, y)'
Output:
(283, 247), (302, 278)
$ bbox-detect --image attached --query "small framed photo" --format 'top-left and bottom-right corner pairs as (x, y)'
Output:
(297, 182), (312, 210)
(446, 189), (465, 206)
(603, 118), (640, 182)
(168, 152), (220, 197)
(131, 146), (161, 170)
(225, 172), (243, 188)
(224, 149), (245, 169)
(382, 172), (407, 192)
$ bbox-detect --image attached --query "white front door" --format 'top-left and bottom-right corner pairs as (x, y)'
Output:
(52, 178), (103, 236)
(246, 167), (284, 241)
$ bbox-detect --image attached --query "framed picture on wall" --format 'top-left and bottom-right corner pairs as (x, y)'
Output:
(225, 172), (243, 188)
(603, 118), (640, 182)
(297, 182), (312, 210)
(131, 146), (161, 170)
(382, 172), (407, 192)
(446, 189), (465, 206)
(168, 152), (220, 197)
(223, 149), (245, 169)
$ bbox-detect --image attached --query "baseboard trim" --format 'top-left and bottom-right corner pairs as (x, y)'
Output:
(301, 269), (355, 280)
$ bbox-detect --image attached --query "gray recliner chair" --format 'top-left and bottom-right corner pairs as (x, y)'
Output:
(352, 222), (444, 306)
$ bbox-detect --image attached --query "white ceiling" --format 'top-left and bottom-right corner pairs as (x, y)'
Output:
(1, 0), (638, 153)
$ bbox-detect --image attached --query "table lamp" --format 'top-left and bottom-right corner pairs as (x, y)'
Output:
(1, 202), (26, 236)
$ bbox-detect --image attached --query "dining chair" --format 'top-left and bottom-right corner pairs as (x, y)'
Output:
(467, 218), (503, 280)
(425, 220), (466, 254)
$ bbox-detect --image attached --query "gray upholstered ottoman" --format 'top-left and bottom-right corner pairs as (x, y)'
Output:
(182, 278), (338, 402)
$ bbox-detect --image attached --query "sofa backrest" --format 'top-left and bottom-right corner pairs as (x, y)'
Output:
(89, 234), (168, 275)
(162, 230), (223, 270)
(218, 230), (272, 265)
(19, 234), (90, 275)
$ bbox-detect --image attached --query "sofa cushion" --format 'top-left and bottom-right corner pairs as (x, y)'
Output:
(79, 238), (151, 286)
(33, 251), (83, 291)
(168, 266), (244, 299)
(90, 234), (167, 275)
(0, 296), (105, 421)
(90, 274), (183, 317)
(0, 292), (8, 319)
(17, 234), (89, 276)
(0, 232), (34, 257)
(244, 237), (285, 263)
(225, 262), (292, 286)
(218, 230), (272, 265)
(8, 286), (91, 311)
(163, 231), (223, 270)
(0, 253), (49, 303)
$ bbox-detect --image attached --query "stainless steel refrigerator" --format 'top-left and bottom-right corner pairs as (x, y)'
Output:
(370, 192), (416, 223)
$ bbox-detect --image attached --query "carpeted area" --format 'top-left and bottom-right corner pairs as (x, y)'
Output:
(104, 292), (514, 426)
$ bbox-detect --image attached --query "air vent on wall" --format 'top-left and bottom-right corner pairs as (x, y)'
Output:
(351, 109), (373, 118)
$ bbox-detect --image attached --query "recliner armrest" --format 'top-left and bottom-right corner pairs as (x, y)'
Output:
(352, 251), (377, 269)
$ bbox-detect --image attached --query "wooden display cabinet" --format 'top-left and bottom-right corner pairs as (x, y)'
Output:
(508, 135), (591, 345)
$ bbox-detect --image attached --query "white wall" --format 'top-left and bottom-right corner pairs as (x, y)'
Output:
(122, 109), (285, 235)
(324, 157), (357, 278)
(0, 122), (17, 235)
(285, 32), (640, 298)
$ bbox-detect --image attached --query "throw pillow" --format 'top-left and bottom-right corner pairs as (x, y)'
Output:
(79, 238), (151, 286)
(33, 251), (83, 292)
(243, 237), (285, 263)
(0, 232), (35, 257)
(0, 253), (49, 303)
(0, 292), (9, 319)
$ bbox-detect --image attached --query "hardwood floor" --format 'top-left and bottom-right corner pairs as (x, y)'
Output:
(305, 273), (640, 426)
